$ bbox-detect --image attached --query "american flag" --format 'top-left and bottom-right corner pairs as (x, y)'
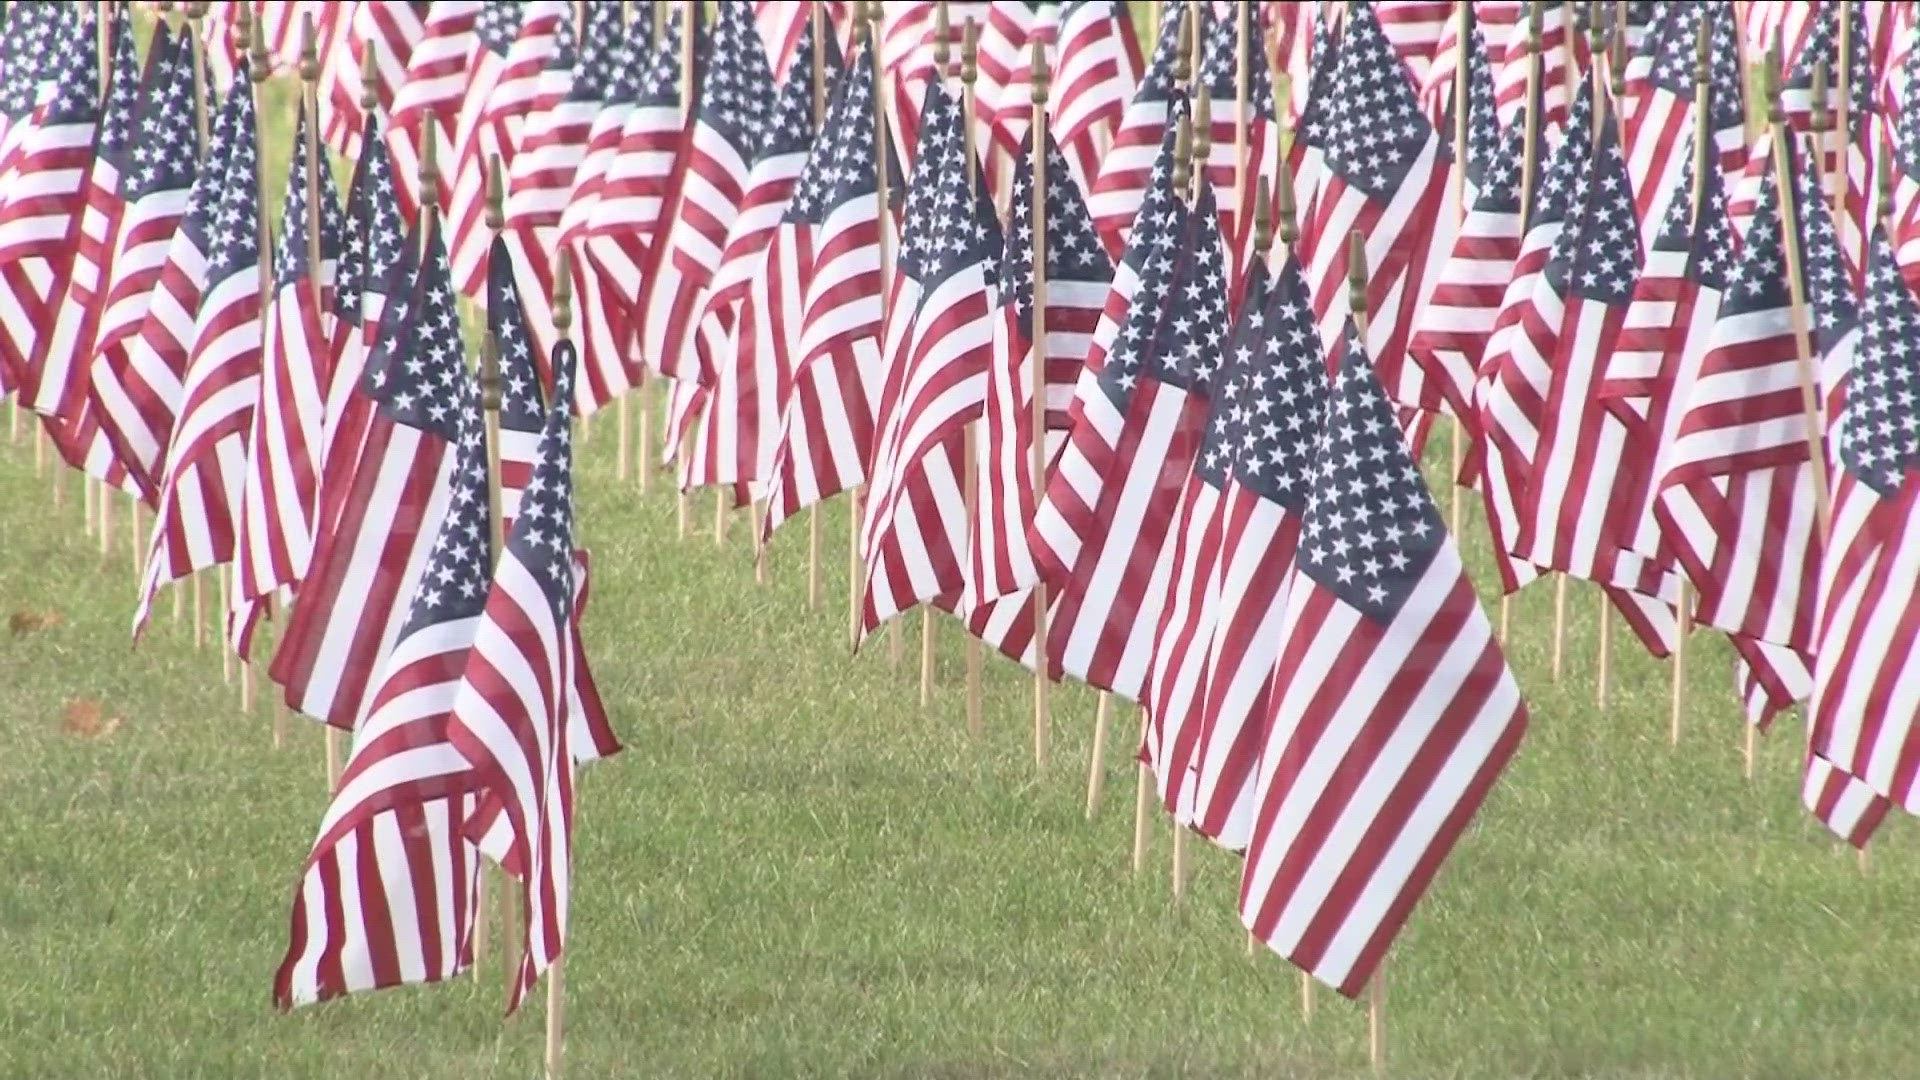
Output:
(1240, 315), (1528, 998)
(753, 1), (848, 83)
(1491, 0), (1586, 132)
(24, 12), (139, 486)
(1653, 131), (1825, 728)
(388, 0), (485, 214)
(231, 105), (347, 661)
(760, 35), (898, 539)
(1624, 4), (1749, 237)
(1164, 248), (1328, 851)
(973, 0), (1043, 209)
(319, 0), (426, 166)
(553, 10), (653, 253)
(581, 3), (695, 395)
(1031, 139), (1228, 697)
(681, 18), (839, 499)
(1804, 226), (1920, 847)
(0, 9), (120, 436)
(638, 0), (775, 387)
(269, 144), (424, 732)
(440, 0), (530, 299)
(88, 26), (200, 505)
(1049, 0), (1142, 196)
(132, 61), (262, 637)
(1284, 14), (1341, 281)
(272, 238), (488, 1010)
(1406, 18), (1511, 429)
(448, 338), (618, 1013)
(1778, 0), (1881, 289)
(505, 2), (621, 231)
(859, 81), (1000, 634)
(968, 125), (1113, 627)
(1304, 0), (1452, 449)
(0, 1), (61, 402)
(1085, 0), (1188, 258)
(1893, 29), (1920, 293)
(1473, 79), (1596, 598)
(496, 4), (632, 419)
(1376, 0), (1453, 95)
(1601, 151), (1731, 583)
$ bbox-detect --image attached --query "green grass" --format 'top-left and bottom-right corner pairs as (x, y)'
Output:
(3, 407), (1918, 1079)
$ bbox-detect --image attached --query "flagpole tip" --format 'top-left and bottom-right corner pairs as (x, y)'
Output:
(1347, 231), (1368, 314)
(485, 154), (505, 230)
(298, 13), (318, 84)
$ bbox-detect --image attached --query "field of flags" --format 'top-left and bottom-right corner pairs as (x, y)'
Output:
(1, 0), (1918, 1074)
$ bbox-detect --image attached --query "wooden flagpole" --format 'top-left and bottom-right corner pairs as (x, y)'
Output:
(1131, 705), (1151, 872)
(1346, 227), (1387, 1071)
(1671, 9), (1712, 746)
(1501, 3), (1546, 647)
(1763, 48), (1838, 793)
(474, 148), (509, 982)
(295, 12), (328, 771)
(91, 6), (113, 549)
(543, 246), (576, 1080)
(919, 0), (953, 710)
(634, 3), (669, 504)
(240, 3), (276, 718)
(806, 0), (826, 609)
(1029, 37), (1053, 772)
(960, 16), (985, 737)
(1833, 2), (1851, 225)
(1234, 0), (1250, 276)
(1592, 1), (1624, 710)
(1447, 0), (1471, 540)
(859, 0), (887, 653)
(1172, 92), (1211, 902)
(184, 1), (209, 645)
(673, 0), (696, 538)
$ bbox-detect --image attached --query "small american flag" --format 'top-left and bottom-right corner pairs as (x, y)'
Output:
(486, 233), (554, 534)
(1490, 0), (1587, 132)
(269, 147), (423, 733)
(1304, 0), (1452, 450)
(682, 17), (840, 500)
(133, 62), (262, 637)
(1165, 250), (1328, 852)
(1240, 315), (1528, 998)
(232, 104), (347, 661)
(969, 124), (1112, 630)
(1780, 1), (1881, 289)
(1195, 6), (1278, 295)
(1653, 131), (1826, 728)
(319, 0), (427, 168)
(1049, 0), (1143, 197)
(1623, 4), (1748, 239)
(448, 338), (619, 1013)
(441, 0), (529, 299)
(761, 35), (898, 540)
(506, 2), (623, 232)
(860, 80), (1000, 635)
(638, 0), (775, 386)
(1085, 0), (1188, 258)
(1033, 139), (1228, 698)
(273, 231), (488, 1010)
(1804, 225), (1920, 848)
(88, 27), (200, 505)
(389, 0), (487, 213)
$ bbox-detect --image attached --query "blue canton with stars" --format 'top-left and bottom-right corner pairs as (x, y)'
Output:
(559, 1), (623, 106)
(1096, 98), (1187, 407)
(201, 83), (261, 293)
(1001, 126), (1113, 343)
(506, 339), (582, 628)
(486, 235), (549, 435)
(396, 371), (489, 640)
(756, 15), (840, 164)
(1130, 0), (1189, 106)
(1897, 34), (1920, 178)
(1845, 232), (1920, 496)
(1787, 0), (1877, 122)
(91, 13), (139, 169)
(699, 0), (775, 155)
(1295, 14), (1342, 151)
(1321, 2), (1443, 200)
(596, 3), (654, 108)
(35, 4), (106, 129)
(121, 23), (198, 204)
(1718, 143), (1794, 316)
(475, 1), (525, 57)
(1793, 133), (1856, 359)
(271, 104), (346, 288)
(1459, 21), (1501, 188)
(1545, 111), (1639, 305)
(0, 4), (59, 124)
(1193, 258), (1270, 491)
(1198, 3), (1276, 122)
(1530, 79), (1595, 244)
(1143, 182), (1230, 394)
(632, 1), (695, 112)
(1650, 3), (1747, 136)
(1669, 154), (1737, 291)
(1296, 319), (1448, 622)
(896, 79), (998, 290)
(783, 36), (900, 226)
(364, 228), (466, 442)
(336, 112), (406, 324)
(1221, 254), (1328, 512)
(174, 65), (245, 264)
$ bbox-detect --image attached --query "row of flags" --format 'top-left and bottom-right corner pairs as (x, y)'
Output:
(1, 0), (1916, 1030)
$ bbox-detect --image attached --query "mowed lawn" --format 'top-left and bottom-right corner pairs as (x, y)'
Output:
(2, 409), (1918, 1079)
